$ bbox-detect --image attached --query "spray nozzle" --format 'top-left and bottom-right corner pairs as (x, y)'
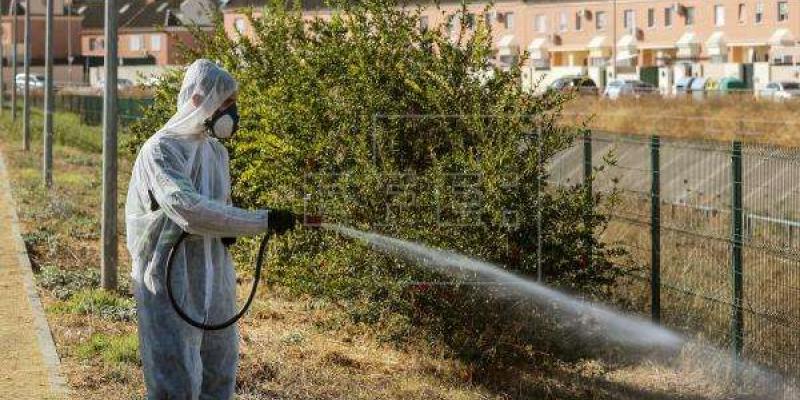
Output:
(303, 214), (324, 228)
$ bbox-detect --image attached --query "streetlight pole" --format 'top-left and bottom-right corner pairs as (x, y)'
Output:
(22, 0), (29, 151)
(612, 0), (617, 80)
(101, 0), (119, 291)
(43, 0), (54, 187)
(67, 1), (72, 84)
(11, 0), (16, 122)
(0, 4), (4, 116)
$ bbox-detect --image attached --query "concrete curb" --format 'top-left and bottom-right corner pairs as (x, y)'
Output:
(0, 149), (69, 398)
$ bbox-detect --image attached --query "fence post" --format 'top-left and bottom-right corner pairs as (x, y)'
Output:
(650, 135), (661, 324)
(536, 129), (543, 282)
(731, 141), (744, 364)
(583, 130), (592, 192)
(582, 130), (592, 267)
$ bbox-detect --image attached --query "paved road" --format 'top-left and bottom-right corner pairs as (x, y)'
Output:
(550, 133), (800, 231)
(0, 149), (66, 399)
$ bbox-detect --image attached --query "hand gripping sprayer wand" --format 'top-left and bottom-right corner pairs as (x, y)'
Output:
(165, 211), (323, 331)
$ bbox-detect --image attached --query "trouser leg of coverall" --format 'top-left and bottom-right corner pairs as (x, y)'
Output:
(199, 328), (238, 399)
(135, 281), (203, 399)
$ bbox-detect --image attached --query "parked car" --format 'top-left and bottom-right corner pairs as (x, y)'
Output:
(674, 77), (695, 95)
(717, 77), (748, 95)
(603, 79), (658, 99)
(760, 81), (800, 101)
(14, 73), (45, 91)
(548, 76), (599, 95)
(689, 77), (707, 100)
(97, 78), (134, 90)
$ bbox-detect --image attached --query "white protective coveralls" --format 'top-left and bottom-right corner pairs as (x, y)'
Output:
(126, 59), (269, 399)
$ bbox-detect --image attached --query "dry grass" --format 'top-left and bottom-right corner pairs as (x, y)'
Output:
(0, 108), (793, 399)
(564, 95), (800, 147)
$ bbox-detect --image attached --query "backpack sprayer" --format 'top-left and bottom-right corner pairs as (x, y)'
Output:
(165, 211), (322, 331)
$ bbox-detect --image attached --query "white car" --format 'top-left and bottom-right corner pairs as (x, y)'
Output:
(603, 79), (658, 100)
(760, 81), (800, 101)
(97, 78), (134, 90)
(14, 73), (45, 91)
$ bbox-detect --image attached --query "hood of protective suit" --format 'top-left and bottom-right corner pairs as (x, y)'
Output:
(161, 59), (239, 138)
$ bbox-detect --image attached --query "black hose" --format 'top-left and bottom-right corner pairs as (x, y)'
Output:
(166, 232), (270, 331)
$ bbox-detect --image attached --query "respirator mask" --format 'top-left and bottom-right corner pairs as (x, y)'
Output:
(205, 103), (240, 139)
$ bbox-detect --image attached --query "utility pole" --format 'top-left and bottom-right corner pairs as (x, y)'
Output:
(101, 0), (119, 291)
(0, 3), (4, 116)
(22, 0), (30, 151)
(43, 0), (53, 187)
(611, 0), (617, 80)
(66, 1), (72, 83)
(11, 0), (16, 122)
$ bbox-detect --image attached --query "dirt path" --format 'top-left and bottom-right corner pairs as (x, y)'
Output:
(0, 149), (67, 399)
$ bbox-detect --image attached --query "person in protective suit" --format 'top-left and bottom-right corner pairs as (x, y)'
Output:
(125, 59), (295, 399)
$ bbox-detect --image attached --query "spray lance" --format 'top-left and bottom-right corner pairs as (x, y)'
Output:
(165, 209), (323, 331)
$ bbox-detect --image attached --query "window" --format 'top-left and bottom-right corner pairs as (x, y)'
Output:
(149, 35), (161, 51)
(234, 17), (246, 33)
(575, 11), (582, 30)
(504, 12), (515, 30)
(419, 16), (429, 31)
(623, 9), (635, 31)
(129, 35), (142, 51)
(465, 13), (476, 30)
(685, 6), (695, 25)
(484, 11), (495, 26)
(778, 1), (788, 22)
(664, 7), (673, 27)
(535, 14), (547, 33)
(714, 5), (725, 26)
(89, 38), (97, 51)
(738, 3), (746, 23)
(447, 15), (458, 36)
(596, 11), (607, 31)
(647, 8), (655, 28)
(755, 2), (763, 23)
(559, 12), (567, 32)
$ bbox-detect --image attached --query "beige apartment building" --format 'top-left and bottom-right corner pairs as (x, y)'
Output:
(223, 0), (800, 93)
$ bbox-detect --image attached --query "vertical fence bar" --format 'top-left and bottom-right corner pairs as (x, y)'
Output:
(536, 129), (543, 282)
(650, 135), (661, 323)
(582, 130), (592, 191)
(731, 141), (744, 363)
(582, 130), (592, 267)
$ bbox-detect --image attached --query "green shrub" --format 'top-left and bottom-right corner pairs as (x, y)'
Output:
(130, 0), (623, 367)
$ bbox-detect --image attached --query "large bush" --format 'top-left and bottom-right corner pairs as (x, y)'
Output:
(130, 0), (622, 369)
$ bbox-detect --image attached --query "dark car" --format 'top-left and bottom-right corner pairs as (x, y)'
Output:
(548, 76), (599, 95)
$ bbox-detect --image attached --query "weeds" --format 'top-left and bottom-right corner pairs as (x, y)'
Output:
(37, 265), (100, 300)
(75, 333), (140, 365)
(49, 289), (137, 322)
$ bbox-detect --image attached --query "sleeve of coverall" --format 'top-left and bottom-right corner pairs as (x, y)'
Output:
(143, 140), (270, 237)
